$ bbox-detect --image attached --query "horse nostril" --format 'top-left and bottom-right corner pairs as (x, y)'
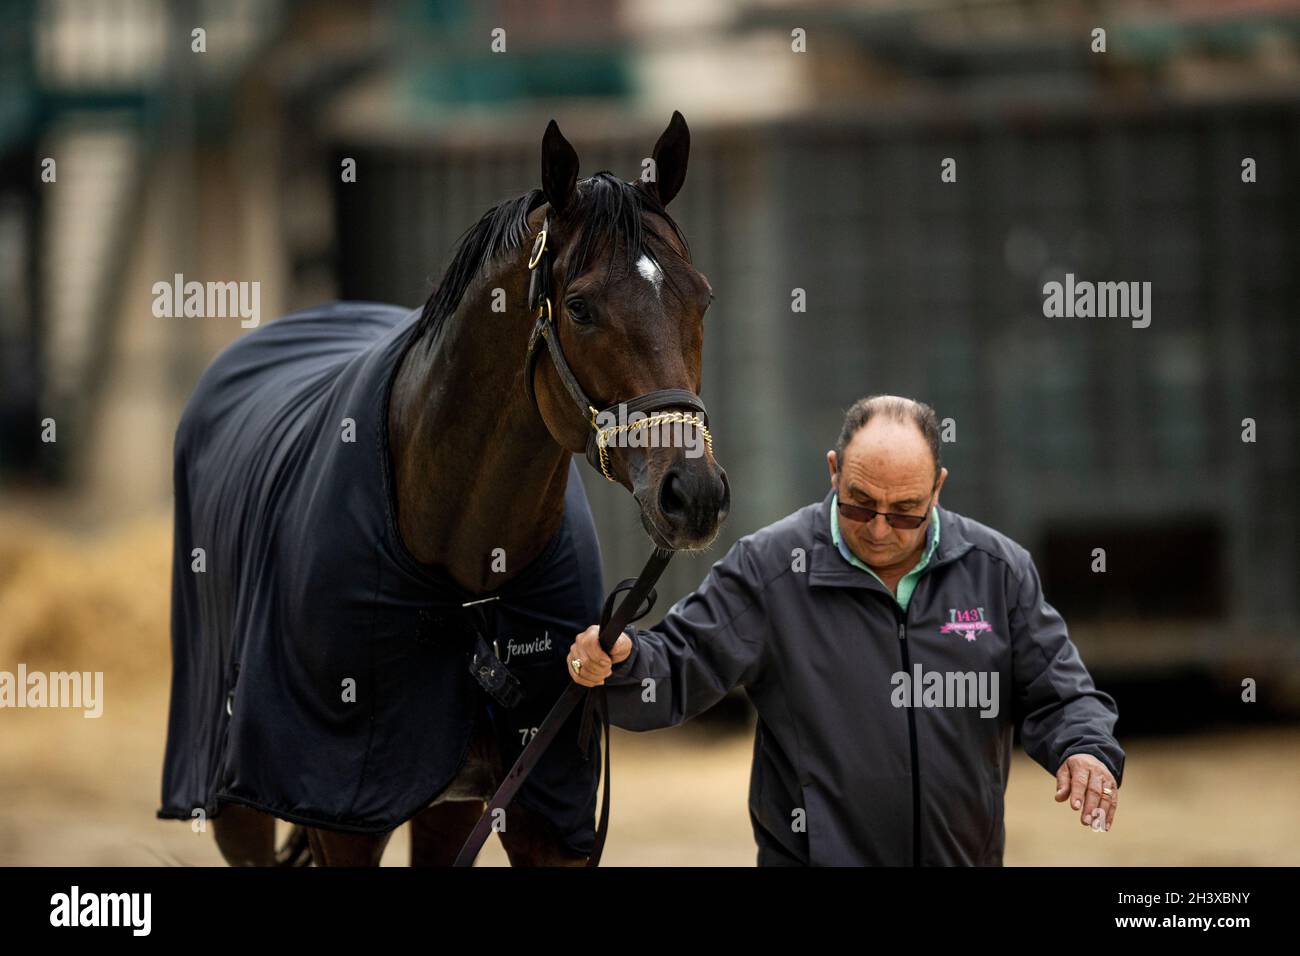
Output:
(659, 468), (688, 520)
(658, 465), (729, 534)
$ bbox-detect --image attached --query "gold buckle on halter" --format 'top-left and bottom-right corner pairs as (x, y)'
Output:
(527, 222), (548, 270)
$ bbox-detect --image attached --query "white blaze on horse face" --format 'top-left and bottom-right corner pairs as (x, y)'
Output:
(636, 254), (663, 300)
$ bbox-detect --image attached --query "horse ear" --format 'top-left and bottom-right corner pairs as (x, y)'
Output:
(648, 110), (689, 207)
(541, 120), (579, 214)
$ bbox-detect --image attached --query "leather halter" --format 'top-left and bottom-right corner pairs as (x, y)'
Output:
(523, 215), (713, 482)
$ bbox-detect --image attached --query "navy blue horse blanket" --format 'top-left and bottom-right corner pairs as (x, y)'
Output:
(158, 302), (604, 853)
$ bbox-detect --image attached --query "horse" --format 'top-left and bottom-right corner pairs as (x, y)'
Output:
(157, 112), (729, 866)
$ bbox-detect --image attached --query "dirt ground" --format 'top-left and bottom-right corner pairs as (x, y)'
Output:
(2, 688), (1298, 866)
(1, 512), (1298, 866)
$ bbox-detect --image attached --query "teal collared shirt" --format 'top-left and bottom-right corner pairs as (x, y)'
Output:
(830, 492), (940, 611)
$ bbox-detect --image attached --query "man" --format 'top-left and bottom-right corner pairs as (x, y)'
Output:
(567, 395), (1123, 865)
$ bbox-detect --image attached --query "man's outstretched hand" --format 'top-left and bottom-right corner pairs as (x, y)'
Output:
(1055, 753), (1119, 831)
(566, 624), (632, 688)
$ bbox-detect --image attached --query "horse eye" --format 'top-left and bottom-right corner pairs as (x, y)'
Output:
(565, 297), (592, 324)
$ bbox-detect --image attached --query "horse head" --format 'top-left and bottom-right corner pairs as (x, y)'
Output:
(524, 113), (730, 551)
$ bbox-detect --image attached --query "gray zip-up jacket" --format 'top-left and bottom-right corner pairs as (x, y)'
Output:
(604, 491), (1124, 866)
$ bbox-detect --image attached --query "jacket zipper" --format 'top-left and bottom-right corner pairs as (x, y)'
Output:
(895, 610), (921, 867)
(853, 523), (965, 865)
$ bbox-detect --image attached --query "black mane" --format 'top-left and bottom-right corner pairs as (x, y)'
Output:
(414, 172), (691, 342)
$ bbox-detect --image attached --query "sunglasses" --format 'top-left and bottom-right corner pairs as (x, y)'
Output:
(836, 483), (935, 530)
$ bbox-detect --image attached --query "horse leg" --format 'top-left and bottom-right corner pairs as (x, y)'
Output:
(498, 800), (589, 867)
(406, 702), (507, 866)
(409, 801), (486, 866)
(305, 827), (393, 866)
(407, 711), (583, 866)
(212, 804), (276, 866)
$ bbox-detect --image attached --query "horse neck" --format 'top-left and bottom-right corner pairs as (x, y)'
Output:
(388, 260), (572, 593)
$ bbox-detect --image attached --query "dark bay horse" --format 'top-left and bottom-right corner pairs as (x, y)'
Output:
(169, 112), (728, 866)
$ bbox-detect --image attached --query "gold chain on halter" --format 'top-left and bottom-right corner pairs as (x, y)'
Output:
(589, 408), (714, 483)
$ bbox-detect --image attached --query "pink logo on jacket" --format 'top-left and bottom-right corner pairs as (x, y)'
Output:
(940, 607), (993, 642)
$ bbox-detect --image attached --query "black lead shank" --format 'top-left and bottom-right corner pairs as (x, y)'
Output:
(453, 547), (674, 867)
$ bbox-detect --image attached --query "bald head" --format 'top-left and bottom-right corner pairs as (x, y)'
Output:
(834, 395), (941, 483)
